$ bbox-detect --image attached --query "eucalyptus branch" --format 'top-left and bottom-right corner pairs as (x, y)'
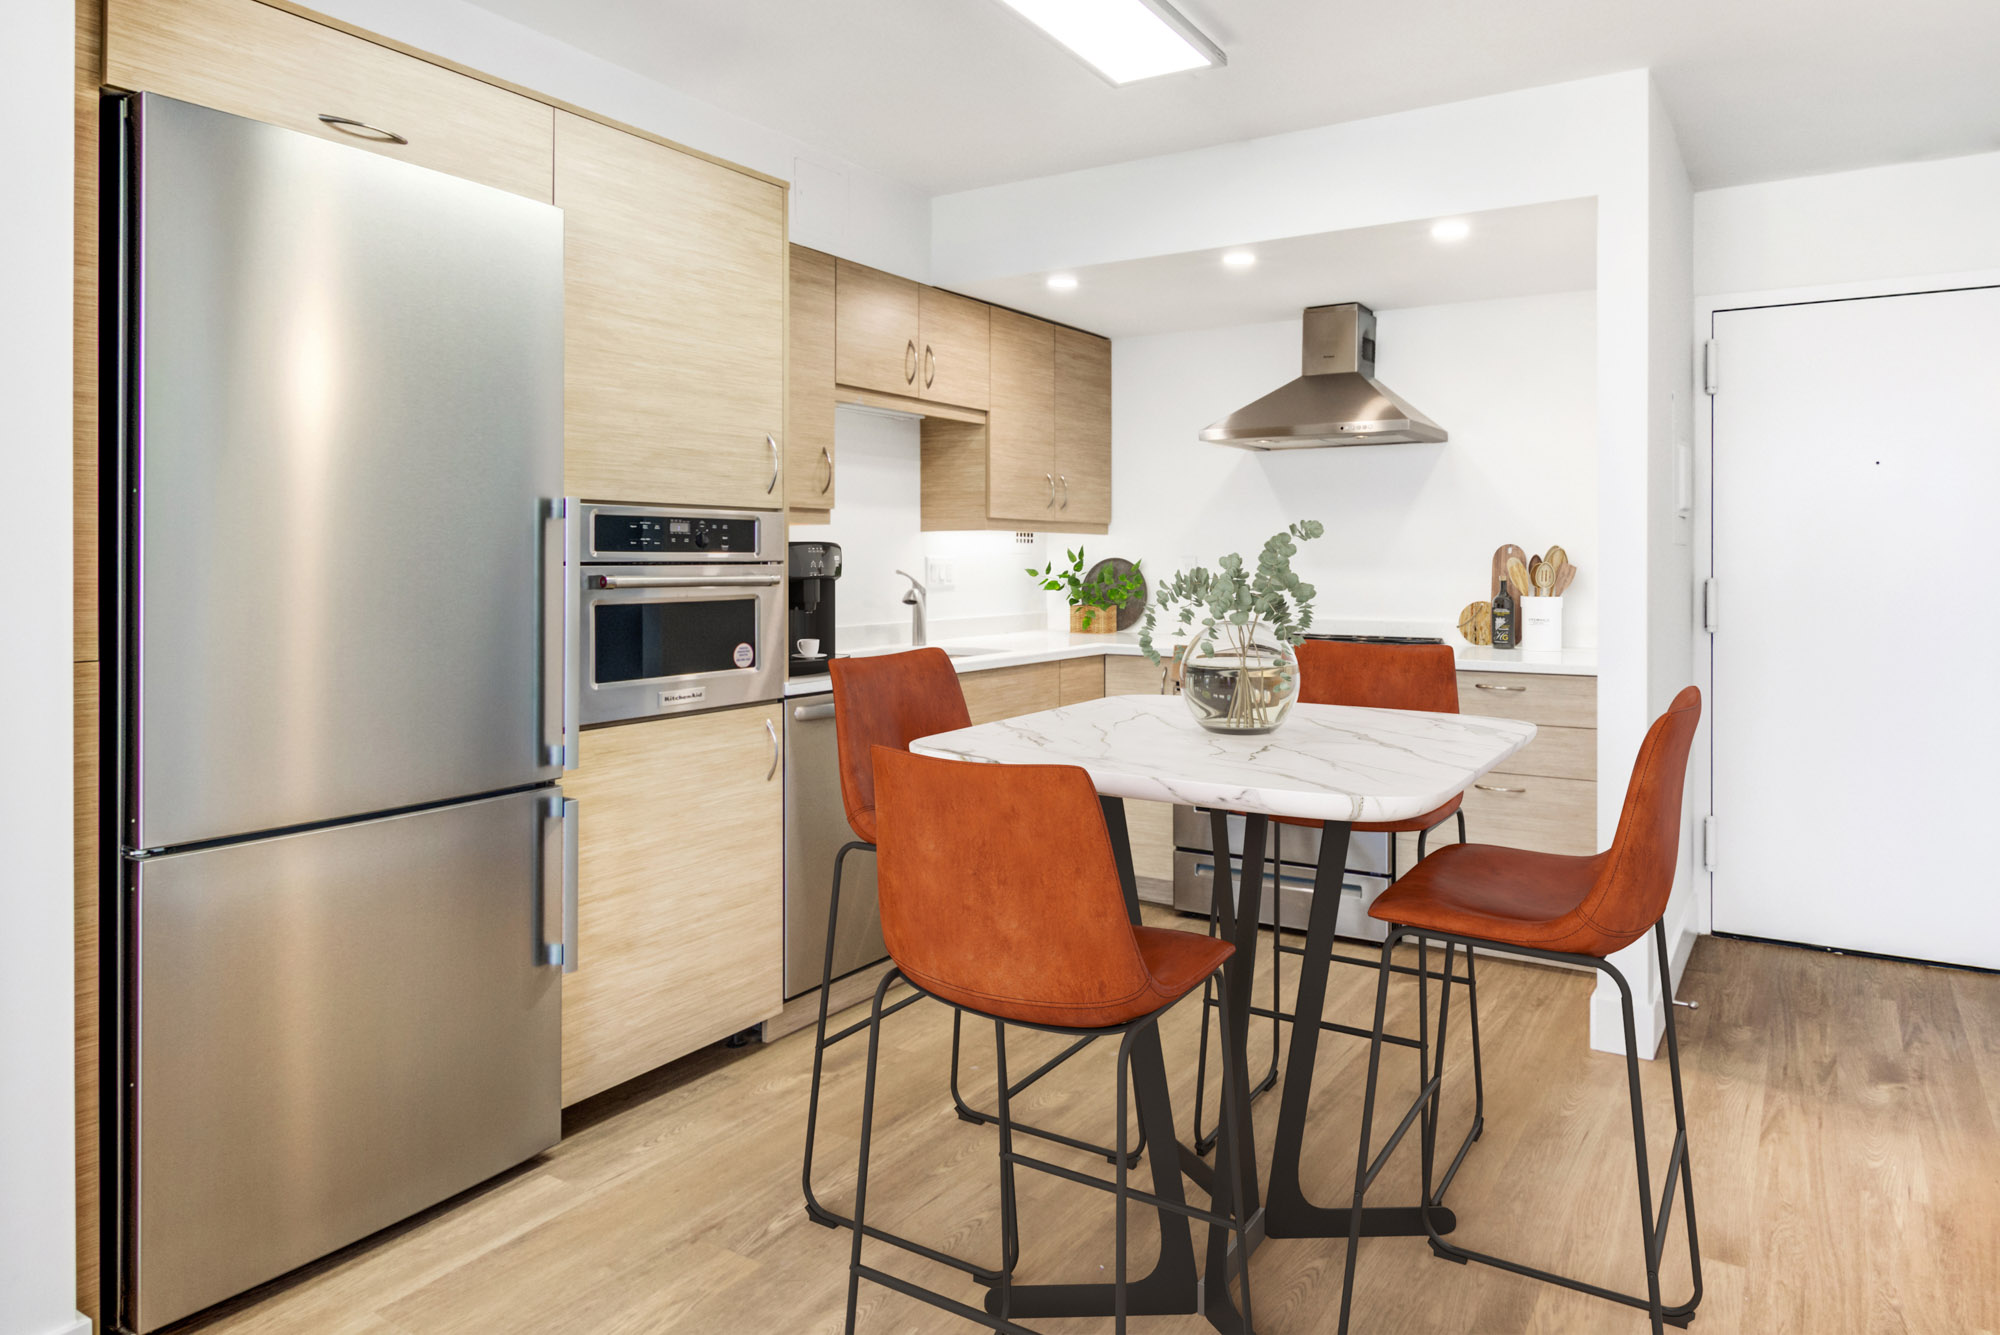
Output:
(1138, 520), (1324, 665)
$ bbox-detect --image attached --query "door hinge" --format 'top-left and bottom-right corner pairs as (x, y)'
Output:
(1701, 814), (1718, 872)
(1702, 577), (1719, 633)
(1702, 339), (1719, 395)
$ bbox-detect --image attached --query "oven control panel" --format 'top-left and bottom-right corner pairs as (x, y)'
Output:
(592, 511), (760, 556)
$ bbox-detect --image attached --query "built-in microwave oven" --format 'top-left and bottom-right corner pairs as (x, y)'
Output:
(569, 502), (786, 725)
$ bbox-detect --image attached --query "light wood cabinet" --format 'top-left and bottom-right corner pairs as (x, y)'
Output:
(958, 661), (1063, 727)
(104, 0), (555, 202)
(1054, 327), (1112, 526)
(835, 259), (921, 396)
(919, 287), (990, 410)
(557, 112), (785, 507)
(986, 309), (1059, 523)
(787, 244), (837, 515)
(1058, 656), (1105, 706)
(561, 704), (784, 1105)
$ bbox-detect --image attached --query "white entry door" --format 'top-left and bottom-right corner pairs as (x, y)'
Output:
(1711, 285), (2000, 967)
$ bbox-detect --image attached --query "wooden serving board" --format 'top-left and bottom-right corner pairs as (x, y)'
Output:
(1491, 544), (1527, 600)
(1458, 600), (1493, 646)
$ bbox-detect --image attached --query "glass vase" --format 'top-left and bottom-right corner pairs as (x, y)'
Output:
(1180, 637), (1300, 735)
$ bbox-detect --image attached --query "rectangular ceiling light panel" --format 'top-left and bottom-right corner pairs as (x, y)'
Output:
(996, 0), (1224, 85)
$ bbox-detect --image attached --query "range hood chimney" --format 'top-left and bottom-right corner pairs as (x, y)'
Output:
(1201, 302), (1447, 449)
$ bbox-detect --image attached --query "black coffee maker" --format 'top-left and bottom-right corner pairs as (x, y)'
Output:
(788, 541), (841, 676)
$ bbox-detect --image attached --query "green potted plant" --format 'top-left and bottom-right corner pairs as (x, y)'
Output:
(1139, 521), (1324, 734)
(1027, 548), (1146, 633)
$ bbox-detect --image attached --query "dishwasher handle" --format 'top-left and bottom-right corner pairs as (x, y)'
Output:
(792, 700), (836, 722)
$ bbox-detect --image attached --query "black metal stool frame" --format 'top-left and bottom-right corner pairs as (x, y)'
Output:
(1336, 917), (1703, 1335)
(843, 965), (1259, 1335)
(1189, 808), (1487, 1162)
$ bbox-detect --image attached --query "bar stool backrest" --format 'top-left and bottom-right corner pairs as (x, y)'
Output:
(1573, 685), (1704, 955)
(1295, 641), (1459, 714)
(871, 747), (1159, 1028)
(828, 648), (972, 844)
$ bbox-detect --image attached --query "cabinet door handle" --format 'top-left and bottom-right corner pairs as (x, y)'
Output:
(1473, 782), (1527, 794)
(818, 445), (833, 495)
(1046, 473), (1056, 508)
(905, 340), (917, 384)
(924, 344), (935, 388)
(1474, 682), (1527, 692)
(766, 433), (779, 494)
(764, 718), (780, 780)
(319, 114), (407, 145)
(1058, 474), (1069, 510)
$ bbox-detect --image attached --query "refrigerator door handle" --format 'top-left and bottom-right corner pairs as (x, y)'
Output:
(542, 498), (570, 769)
(560, 498), (579, 771)
(540, 794), (579, 971)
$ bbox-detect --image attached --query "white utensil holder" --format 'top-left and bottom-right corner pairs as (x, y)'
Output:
(1520, 596), (1564, 649)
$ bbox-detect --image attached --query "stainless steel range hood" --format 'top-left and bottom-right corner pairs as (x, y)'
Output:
(1201, 302), (1447, 449)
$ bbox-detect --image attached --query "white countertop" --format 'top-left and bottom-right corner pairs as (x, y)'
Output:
(786, 628), (1594, 695)
(910, 694), (1537, 824)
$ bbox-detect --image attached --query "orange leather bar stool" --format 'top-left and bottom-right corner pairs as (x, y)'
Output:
(1193, 639), (1488, 1157)
(802, 649), (1138, 1272)
(1335, 687), (1705, 1335)
(844, 749), (1255, 1334)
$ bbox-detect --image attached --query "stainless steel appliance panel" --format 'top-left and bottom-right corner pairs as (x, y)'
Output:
(129, 95), (564, 849)
(1171, 849), (1385, 941)
(784, 694), (885, 997)
(131, 789), (565, 1331)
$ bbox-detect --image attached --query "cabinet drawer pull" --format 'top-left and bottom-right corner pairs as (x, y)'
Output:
(764, 718), (779, 781)
(818, 445), (833, 495)
(924, 344), (935, 388)
(318, 114), (407, 145)
(1474, 682), (1527, 692)
(905, 340), (917, 384)
(765, 433), (779, 494)
(1474, 782), (1527, 794)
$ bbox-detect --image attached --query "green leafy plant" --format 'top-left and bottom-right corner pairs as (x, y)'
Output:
(1139, 521), (1324, 729)
(1027, 548), (1146, 631)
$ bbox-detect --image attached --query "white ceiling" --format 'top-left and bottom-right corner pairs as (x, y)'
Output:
(469, 0), (2000, 195)
(956, 198), (1597, 338)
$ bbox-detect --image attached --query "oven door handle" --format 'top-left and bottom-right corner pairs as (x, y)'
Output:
(593, 573), (782, 590)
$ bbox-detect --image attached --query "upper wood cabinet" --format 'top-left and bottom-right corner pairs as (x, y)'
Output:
(1055, 327), (1112, 527)
(787, 245), (837, 514)
(103, 0), (555, 202)
(835, 259), (921, 396)
(918, 287), (990, 410)
(561, 704), (784, 1105)
(557, 112), (786, 507)
(987, 309), (1059, 523)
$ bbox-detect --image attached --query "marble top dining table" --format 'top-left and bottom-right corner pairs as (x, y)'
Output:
(911, 693), (1536, 824)
(909, 693), (1537, 1332)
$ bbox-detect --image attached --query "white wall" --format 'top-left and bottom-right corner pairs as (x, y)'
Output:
(1058, 291), (1598, 644)
(1695, 149), (2000, 298)
(788, 410), (1048, 644)
(1, 1), (85, 1332)
(307, 0), (931, 278)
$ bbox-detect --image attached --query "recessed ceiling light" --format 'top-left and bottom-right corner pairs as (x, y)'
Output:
(1431, 218), (1472, 244)
(1221, 249), (1257, 270)
(994, 0), (1225, 87)
(1046, 273), (1079, 292)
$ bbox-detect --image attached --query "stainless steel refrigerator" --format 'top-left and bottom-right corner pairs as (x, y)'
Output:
(105, 94), (572, 1332)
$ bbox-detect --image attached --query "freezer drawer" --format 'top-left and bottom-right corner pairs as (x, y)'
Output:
(128, 789), (564, 1331)
(126, 96), (565, 849)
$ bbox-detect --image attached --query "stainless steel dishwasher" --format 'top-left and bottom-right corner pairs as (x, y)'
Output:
(784, 687), (886, 998)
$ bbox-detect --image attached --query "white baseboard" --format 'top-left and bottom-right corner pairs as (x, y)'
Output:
(29, 1313), (92, 1335)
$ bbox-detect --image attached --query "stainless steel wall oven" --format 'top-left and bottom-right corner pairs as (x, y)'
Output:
(570, 502), (786, 724)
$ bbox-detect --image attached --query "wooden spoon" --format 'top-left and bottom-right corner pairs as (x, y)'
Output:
(1491, 545), (1527, 600)
(1529, 554), (1543, 584)
(1506, 557), (1533, 599)
(1534, 561), (1557, 597)
(1551, 562), (1577, 596)
(1544, 544), (1569, 573)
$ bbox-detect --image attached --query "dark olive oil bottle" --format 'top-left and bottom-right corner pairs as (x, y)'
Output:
(1492, 579), (1518, 649)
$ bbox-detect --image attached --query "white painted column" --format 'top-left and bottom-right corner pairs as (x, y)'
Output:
(0, 3), (89, 1334)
